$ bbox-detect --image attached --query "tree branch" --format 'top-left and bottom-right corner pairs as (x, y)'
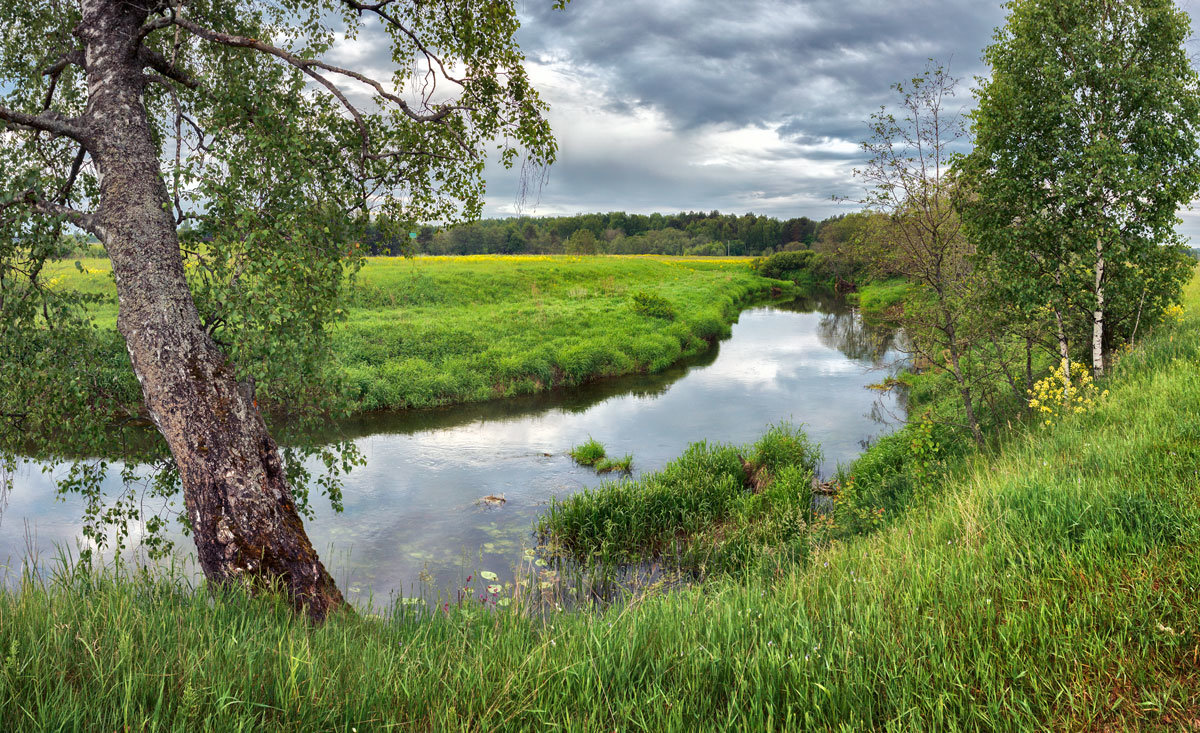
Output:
(340, 0), (469, 89)
(169, 16), (460, 125)
(20, 192), (102, 238)
(137, 13), (177, 42)
(139, 47), (199, 90)
(0, 106), (87, 142)
(41, 49), (86, 110)
(56, 145), (87, 203)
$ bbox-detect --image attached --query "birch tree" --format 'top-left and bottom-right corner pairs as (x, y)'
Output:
(960, 0), (1200, 378)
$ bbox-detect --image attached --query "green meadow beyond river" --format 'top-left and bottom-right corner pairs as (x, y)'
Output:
(0, 295), (905, 602)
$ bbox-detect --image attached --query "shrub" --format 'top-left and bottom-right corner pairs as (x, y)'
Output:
(630, 291), (677, 320)
(540, 423), (818, 573)
(745, 422), (821, 478)
(750, 250), (815, 279)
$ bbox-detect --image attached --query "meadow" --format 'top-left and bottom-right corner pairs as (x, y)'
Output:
(3, 271), (1196, 730)
(45, 255), (792, 412)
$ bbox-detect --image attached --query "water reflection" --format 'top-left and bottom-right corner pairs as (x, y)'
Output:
(1, 297), (905, 602)
(818, 311), (900, 362)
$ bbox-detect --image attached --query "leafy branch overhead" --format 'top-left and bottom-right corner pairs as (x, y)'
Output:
(0, 0), (557, 231)
(0, 0), (561, 432)
(0, 0), (563, 619)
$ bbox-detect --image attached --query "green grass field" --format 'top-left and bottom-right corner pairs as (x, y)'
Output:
(3, 272), (1197, 730)
(46, 255), (790, 412)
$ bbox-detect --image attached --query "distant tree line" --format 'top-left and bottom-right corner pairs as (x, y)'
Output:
(361, 211), (826, 257)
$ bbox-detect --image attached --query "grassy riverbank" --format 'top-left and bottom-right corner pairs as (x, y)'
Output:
(847, 278), (911, 321)
(542, 424), (822, 576)
(336, 255), (787, 409)
(3, 275), (1197, 729)
(46, 255), (790, 412)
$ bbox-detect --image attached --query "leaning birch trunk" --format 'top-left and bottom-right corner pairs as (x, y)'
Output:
(1092, 236), (1105, 377)
(80, 0), (344, 622)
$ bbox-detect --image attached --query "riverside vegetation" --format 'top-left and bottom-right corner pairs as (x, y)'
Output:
(0, 269), (1195, 730)
(40, 254), (791, 413)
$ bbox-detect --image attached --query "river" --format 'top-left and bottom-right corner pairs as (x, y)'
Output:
(0, 294), (904, 601)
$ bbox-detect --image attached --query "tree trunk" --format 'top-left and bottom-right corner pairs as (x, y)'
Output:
(1024, 335), (1034, 393)
(79, 0), (345, 622)
(943, 320), (984, 447)
(1053, 307), (1071, 381)
(1091, 237), (1105, 377)
(989, 332), (1024, 403)
(1050, 266), (1072, 382)
(959, 382), (984, 447)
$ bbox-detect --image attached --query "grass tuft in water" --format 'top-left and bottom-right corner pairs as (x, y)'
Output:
(594, 454), (633, 473)
(568, 437), (607, 466)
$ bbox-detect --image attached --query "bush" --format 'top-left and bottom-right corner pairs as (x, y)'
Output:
(751, 250), (816, 280)
(629, 291), (677, 320)
(746, 421), (821, 478)
(540, 423), (818, 573)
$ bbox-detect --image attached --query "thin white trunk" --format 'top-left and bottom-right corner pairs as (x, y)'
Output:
(1092, 236), (1105, 377)
(1051, 267), (1071, 381)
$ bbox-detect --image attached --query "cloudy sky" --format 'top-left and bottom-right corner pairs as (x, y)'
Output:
(461, 0), (1200, 241)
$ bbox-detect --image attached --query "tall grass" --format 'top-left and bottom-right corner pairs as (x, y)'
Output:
(3, 272), (1198, 730)
(568, 437), (633, 474)
(540, 423), (821, 575)
(567, 437), (607, 466)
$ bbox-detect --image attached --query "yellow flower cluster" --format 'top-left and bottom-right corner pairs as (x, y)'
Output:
(1165, 303), (1185, 324)
(1027, 359), (1107, 426)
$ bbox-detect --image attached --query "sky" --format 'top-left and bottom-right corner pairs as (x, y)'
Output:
(445, 0), (1200, 241)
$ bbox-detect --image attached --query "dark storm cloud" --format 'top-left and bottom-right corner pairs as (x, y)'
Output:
(517, 0), (1004, 134)
(477, 1), (1011, 220)
(462, 0), (1200, 238)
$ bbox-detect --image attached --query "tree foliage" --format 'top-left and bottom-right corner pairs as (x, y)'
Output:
(362, 210), (823, 257)
(959, 0), (1200, 376)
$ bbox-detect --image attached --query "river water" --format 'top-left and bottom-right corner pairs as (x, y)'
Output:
(0, 295), (904, 601)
